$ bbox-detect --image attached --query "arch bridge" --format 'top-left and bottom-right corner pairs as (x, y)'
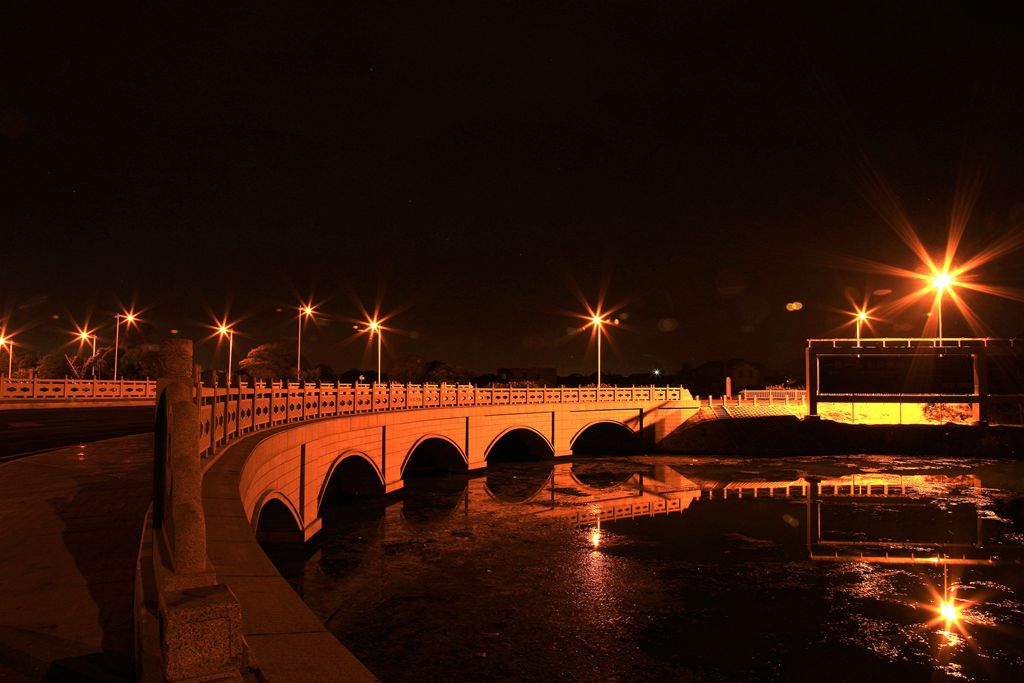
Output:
(203, 382), (699, 540)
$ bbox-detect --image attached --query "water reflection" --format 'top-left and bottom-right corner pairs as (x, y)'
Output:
(264, 456), (1024, 682)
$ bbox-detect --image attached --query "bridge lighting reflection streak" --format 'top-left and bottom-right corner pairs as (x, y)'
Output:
(588, 510), (603, 549)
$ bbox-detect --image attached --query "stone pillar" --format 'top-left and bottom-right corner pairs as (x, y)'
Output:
(972, 351), (989, 425)
(804, 346), (819, 419)
(153, 340), (246, 682)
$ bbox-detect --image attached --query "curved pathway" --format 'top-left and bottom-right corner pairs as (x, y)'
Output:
(0, 433), (153, 681)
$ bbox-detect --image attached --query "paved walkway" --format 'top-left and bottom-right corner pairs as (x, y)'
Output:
(0, 434), (153, 681)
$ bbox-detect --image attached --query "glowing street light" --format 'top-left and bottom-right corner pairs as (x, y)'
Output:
(931, 271), (956, 341)
(366, 319), (382, 383)
(0, 333), (13, 379)
(77, 328), (98, 378)
(296, 304), (316, 381)
(590, 313), (608, 390)
(854, 309), (869, 346)
(217, 323), (235, 386)
(113, 310), (138, 380)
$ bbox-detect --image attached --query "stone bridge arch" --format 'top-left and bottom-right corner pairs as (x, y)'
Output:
(253, 490), (303, 542)
(401, 434), (468, 478)
(317, 450), (386, 511)
(483, 425), (555, 463)
(568, 418), (641, 454)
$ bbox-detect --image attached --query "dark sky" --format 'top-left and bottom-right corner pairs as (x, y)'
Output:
(3, 1), (1023, 377)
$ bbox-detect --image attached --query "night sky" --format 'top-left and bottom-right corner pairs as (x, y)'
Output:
(3, 2), (1023, 378)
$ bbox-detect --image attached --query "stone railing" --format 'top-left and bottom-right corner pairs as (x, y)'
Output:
(195, 381), (690, 458)
(0, 377), (157, 401)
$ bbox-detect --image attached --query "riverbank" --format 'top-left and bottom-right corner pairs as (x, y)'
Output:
(659, 415), (1024, 457)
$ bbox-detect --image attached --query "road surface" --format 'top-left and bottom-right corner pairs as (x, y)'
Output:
(0, 407), (153, 460)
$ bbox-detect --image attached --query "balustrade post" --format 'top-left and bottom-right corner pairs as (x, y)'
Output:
(209, 375), (217, 455)
(223, 379), (230, 445)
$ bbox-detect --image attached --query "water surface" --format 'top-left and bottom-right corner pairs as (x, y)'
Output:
(265, 455), (1024, 681)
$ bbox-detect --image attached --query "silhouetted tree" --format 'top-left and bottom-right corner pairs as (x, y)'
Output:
(120, 344), (162, 379)
(239, 343), (292, 379)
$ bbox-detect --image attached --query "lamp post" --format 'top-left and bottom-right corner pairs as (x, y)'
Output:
(113, 311), (137, 380)
(932, 272), (954, 342)
(589, 313), (607, 390)
(367, 319), (382, 382)
(217, 325), (234, 386)
(855, 310), (868, 346)
(297, 304), (315, 381)
(78, 329), (98, 378)
(0, 334), (12, 379)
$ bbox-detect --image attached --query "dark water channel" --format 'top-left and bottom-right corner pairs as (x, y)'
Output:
(264, 455), (1024, 682)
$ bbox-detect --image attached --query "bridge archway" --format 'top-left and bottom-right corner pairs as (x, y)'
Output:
(485, 426), (554, 463)
(319, 451), (386, 510)
(254, 492), (302, 542)
(402, 435), (468, 479)
(570, 420), (640, 455)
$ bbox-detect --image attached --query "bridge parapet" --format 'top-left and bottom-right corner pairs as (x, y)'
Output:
(0, 377), (156, 405)
(194, 380), (692, 459)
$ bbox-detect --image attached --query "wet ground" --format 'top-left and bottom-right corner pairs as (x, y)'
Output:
(265, 455), (1024, 682)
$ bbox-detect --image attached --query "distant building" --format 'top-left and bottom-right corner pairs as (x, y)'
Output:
(497, 367), (558, 386)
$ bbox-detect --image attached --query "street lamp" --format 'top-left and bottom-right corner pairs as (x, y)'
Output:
(854, 310), (868, 346)
(366, 319), (382, 383)
(77, 329), (98, 378)
(217, 324), (234, 386)
(931, 271), (956, 342)
(589, 313), (608, 390)
(113, 310), (137, 380)
(296, 304), (316, 381)
(0, 334), (12, 379)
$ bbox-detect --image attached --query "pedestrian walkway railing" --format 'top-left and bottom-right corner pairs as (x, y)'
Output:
(739, 389), (805, 401)
(0, 377), (157, 401)
(194, 381), (692, 458)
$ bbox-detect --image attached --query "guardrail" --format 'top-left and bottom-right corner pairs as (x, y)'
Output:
(739, 389), (805, 401)
(194, 382), (692, 458)
(0, 377), (157, 401)
(807, 337), (1020, 349)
